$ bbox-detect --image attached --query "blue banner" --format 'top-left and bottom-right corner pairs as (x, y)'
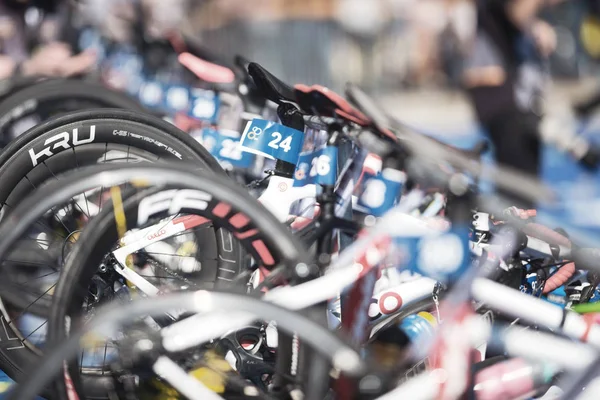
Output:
(239, 119), (304, 164)
(294, 146), (338, 187)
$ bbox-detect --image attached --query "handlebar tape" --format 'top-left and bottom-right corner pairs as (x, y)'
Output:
(522, 223), (575, 294)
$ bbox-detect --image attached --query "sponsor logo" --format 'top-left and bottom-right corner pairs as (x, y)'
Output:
(29, 126), (96, 166)
(138, 189), (212, 225)
(368, 291), (403, 321)
(147, 229), (167, 241)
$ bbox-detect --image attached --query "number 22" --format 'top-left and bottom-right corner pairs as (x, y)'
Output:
(268, 132), (292, 152)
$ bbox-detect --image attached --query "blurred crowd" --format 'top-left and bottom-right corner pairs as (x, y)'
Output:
(1, 0), (597, 92)
(191, 0), (599, 90)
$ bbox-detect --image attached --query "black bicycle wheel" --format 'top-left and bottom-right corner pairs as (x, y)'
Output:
(0, 108), (222, 314)
(28, 163), (306, 399)
(0, 110), (228, 389)
(13, 291), (358, 400)
(0, 78), (145, 146)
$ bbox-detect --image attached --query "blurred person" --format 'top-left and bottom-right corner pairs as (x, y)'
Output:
(409, 0), (447, 85)
(572, 3), (600, 118)
(396, 0), (475, 87)
(462, 0), (565, 207)
(0, 0), (96, 80)
(77, 0), (192, 43)
(74, 0), (226, 91)
(75, 0), (217, 72)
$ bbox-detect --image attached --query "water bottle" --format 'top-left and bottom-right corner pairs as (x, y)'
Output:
(368, 311), (437, 368)
(397, 312), (437, 343)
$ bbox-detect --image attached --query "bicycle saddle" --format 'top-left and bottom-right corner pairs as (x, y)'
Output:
(294, 84), (370, 126)
(178, 33), (236, 70)
(234, 55), (252, 79)
(234, 55), (267, 112)
(247, 62), (297, 105)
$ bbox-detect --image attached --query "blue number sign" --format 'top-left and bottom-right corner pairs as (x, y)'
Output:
(138, 79), (163, 108)
(239, 119), (304, 164)
(394, 226), (470, 283)
(199, 128), (254, 169)
(356, 170), (406, 217)
(294, 146), (338, 187)
(189, 88), (220, 123)
(103, 48), (144, 95)
(162, 84), (191, 113)
(78, 27), (107, 62)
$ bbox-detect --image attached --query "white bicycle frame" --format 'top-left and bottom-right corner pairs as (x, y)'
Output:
(110, 214), (210, 296)
(257, 175), (317, 222)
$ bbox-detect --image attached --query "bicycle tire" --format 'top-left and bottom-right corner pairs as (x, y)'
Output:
(29, 163), (307, 399)
(12, 291), (356, 400)
(0, 76), (48, 103)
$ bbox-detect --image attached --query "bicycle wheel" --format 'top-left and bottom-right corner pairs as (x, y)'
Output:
(0, 111), (228, 387)
(26, 163), (306, 399)
(0, 78), (145, 146)
(0, 108), (222, 313)
(14, 290), (358, 400)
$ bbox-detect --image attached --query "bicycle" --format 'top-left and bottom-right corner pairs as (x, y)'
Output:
(32, 82), (578, 400)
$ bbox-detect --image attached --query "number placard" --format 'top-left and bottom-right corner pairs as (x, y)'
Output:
(163, 85), (190, 112)
(139, 80), (163, 107)
(239, 119), (304, 164)
(104, 49), (143, 95)
(393, 227), (470, 284)
(293, 146), (338, 187)
(196, 128), (254, 168)
(356, 169), (406, 217)
(189, 88), (220, 123)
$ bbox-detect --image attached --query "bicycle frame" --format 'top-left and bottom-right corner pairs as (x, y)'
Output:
(110, 214), (210, 296)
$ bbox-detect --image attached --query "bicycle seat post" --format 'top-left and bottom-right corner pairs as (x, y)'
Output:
(315, 129), (342, 268)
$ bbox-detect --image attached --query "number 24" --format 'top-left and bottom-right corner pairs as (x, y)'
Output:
(268, 132), (292, 152)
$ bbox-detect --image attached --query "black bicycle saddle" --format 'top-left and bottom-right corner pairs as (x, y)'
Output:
(234, 55), (252, 80)
(234, 56), (266, 112)
(247, 62), (297, 105)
